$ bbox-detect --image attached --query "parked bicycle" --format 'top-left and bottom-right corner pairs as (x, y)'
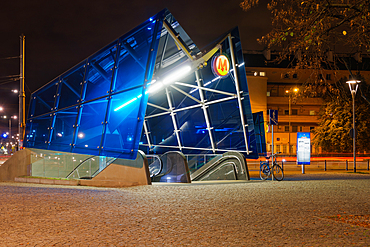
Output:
(259, 152), (284, 181)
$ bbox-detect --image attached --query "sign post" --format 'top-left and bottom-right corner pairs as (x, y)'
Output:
(268, 110), (278, 156)
(297, 132), (311, 174)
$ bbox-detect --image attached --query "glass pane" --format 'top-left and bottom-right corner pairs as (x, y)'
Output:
(207, 98), (244, 150)
(84, 42), (117, 102)
(24, 116), (51, 149)
(177, 107), (211, 149)
(32, 81), (58, 117)
(72, 98), (108, 155)
(58, 64), (85, 109)
(145, 113), (178, 148)
(49, 106), (78, 152)
(114, 21), (157, 93)
(101, 87), (147, 158)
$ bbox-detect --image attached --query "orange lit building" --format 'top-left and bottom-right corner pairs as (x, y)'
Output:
(244, 51), (370, 155)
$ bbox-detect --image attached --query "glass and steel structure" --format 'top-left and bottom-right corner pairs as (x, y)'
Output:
(24, 8), (260, 175)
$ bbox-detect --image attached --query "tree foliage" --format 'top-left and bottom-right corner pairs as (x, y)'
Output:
(313, 77), (370, 152)
(240, 0), (370, 70)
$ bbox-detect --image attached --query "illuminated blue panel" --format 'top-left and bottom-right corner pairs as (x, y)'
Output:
(48, 106), (78, 152)
(58, 63), (86, 109)
(31, 81), (58, 118)
(24, 116), (51, 149)
(84, 42), (117, 102)
(101, 87), (147, 158)
(25, 9), (166, 160)
(177, 108), (212, 149)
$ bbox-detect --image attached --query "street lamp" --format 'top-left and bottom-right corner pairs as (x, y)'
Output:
(346, 80), (360, 173)
(285, 87), (299, 155)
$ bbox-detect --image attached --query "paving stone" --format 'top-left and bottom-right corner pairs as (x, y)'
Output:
(0, 173), (370, 246)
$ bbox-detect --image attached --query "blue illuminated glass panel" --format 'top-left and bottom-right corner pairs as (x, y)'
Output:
(24, 116), (51, 149)
(101, 87), (146, 158)
(48, 106), (78, 152)
(25, 9), (165, 160)
(32, 81), (58, 118)
(84, 42), (117, 102)
(72, 99), (108, 155)
(177, 108), (212, 149)
(58, 64), (85, 109)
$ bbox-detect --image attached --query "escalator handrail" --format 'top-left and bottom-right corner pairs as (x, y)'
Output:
(190, 154), (246, 181)
(146, 154), (162, 178)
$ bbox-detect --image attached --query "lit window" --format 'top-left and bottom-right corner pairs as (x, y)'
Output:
(267, 92), (270, 97)
(310, 110), (315, 115)
(260, 72), (266, 76)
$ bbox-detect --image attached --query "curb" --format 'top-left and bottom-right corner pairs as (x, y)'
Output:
(14, 177), (80, 186)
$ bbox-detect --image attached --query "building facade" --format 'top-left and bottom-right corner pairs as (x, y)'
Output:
(244, 51), (370, 155)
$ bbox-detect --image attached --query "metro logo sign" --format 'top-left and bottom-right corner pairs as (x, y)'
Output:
(212, 54), (230, 78)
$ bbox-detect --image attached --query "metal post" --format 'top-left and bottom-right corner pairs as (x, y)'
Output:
(288, 95), (291, 155)
(271, 125), (274, 156)
(352, 92), (356, 172)
(346, 160), (348, 171)
(19, 34), (26, 148)
(367, 160), (369, 171)
(228, 34), (249, 153)
(324, 160), (327, 171)
(195, 71), (216, 153)
(9, 118), (11, 144)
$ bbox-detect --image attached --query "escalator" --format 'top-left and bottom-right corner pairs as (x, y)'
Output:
(190, 151), (249, 181)
(148, 151), (249, 183)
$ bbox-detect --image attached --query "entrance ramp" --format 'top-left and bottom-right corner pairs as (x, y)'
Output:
(190, 152), (249, 181)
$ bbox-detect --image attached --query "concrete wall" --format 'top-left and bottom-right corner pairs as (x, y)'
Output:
(79, 151), (151, 187)
(0, 149), (32, 181)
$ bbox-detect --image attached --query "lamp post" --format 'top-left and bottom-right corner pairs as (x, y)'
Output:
(285, 88), (299, 155)
(346, 80), (360, 173)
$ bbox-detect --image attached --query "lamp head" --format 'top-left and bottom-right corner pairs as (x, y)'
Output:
(346, 80), (360, 94)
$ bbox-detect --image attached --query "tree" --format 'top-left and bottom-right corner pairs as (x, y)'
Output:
(240, 0), (370, 71)
(312, 76), (370, 153)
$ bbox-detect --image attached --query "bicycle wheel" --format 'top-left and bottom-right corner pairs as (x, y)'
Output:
(259, 164), (270, 180)
(272, 163), (284, 181)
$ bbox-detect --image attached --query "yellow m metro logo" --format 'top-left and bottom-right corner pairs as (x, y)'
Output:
(212, 55), (230, 77)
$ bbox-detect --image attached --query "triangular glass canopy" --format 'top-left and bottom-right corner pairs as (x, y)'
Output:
(24, 9), (259, 159)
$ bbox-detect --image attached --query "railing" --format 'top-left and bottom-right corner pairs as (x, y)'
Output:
(247, 159), (370, 173)
(29, 150), (116, 179)
(184, 154), (222, 173)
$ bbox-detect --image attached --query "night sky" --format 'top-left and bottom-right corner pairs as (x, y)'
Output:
(0, 0), (271, 121)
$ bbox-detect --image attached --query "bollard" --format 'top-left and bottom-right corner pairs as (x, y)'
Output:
(281, 160), (284, 170)
(324, 160), (327, 171)
(368, 160), (369, 171)
(346, 160), (348, 171)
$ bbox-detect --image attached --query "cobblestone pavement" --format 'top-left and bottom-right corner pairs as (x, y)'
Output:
(1, 173), (370, 246)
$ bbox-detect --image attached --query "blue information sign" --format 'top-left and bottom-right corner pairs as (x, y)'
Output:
(269, 109), (278, 125)
(297, 132), (311, 165)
